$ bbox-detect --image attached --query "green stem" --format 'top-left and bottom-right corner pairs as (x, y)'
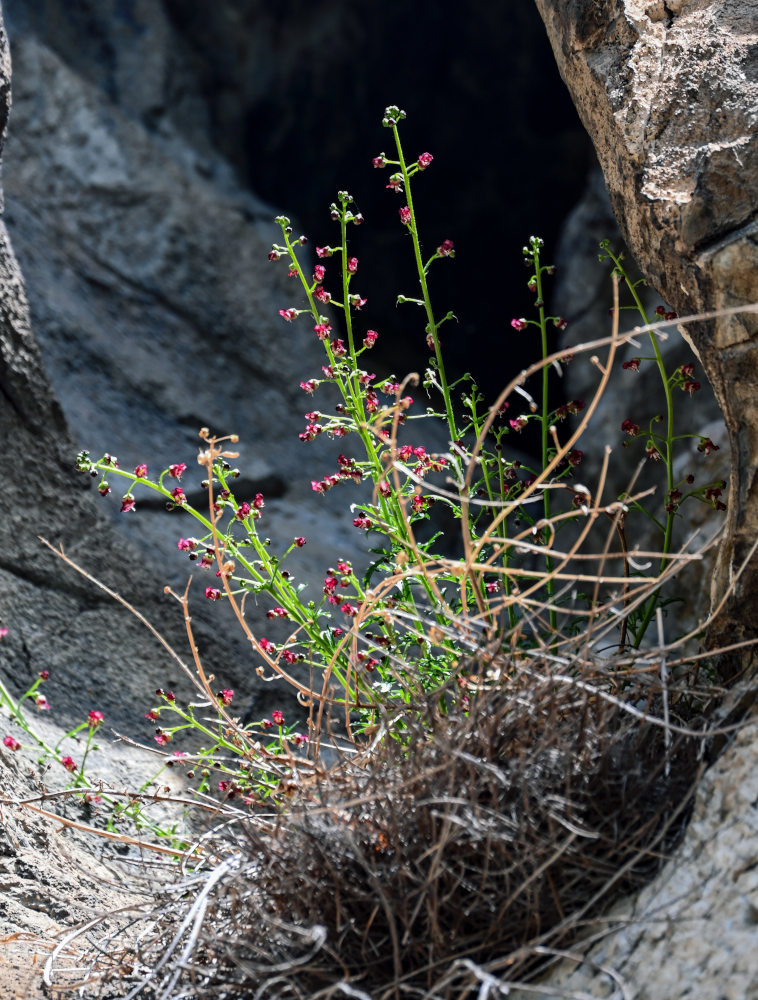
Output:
(391, 124), (459, 448)
(532, 247), (556, 631)
(606, 253), (676, 646)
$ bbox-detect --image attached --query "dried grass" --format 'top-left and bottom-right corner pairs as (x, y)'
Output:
(46, 642), (712, 1000)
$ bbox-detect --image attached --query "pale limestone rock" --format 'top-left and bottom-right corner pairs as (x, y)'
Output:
(514, 719), (758, 999)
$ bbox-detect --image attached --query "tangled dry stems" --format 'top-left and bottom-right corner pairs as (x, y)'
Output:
(47, 643), (712, 1000)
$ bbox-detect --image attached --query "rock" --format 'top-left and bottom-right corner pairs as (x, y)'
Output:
(0, 5), (362, 737)
(534, 0), (758, 677)
(524, 3), (758, 996)
(513, 718), (758, 1000)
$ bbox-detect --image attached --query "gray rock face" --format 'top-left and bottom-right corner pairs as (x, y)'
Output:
(0, 4), (342, 735)
(514, 719), (758, 1000)
(534, 0), (758, 676)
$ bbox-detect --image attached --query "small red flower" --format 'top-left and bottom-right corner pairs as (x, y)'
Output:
(235, 502), (251, 520)
(294, 536), (306, 547)
(698, 438), (719, 455)
(279, 308), (298, 321)
(218, 689), (234, 706)
(372, 154), (386, 168)
(300, 379), (318, 393)
(266, 607), (288, 619)
(3, 735), (20, 751)
(568, 449), (583, 467)
(349, 294), (367, 310)
(259, 637), (276, 654)
(417, 151), (433, 169)
(177, 537), (195, 551)
(314, 285), (331, 304)
(35, 695), (50, 711)
(682, 380), (701, 395)
(98, 484), (111, 496)
(510, 318), (528, 331)
(509, 417), (528, 432)
(315, 246), (333, 258)
(399, 206), (411, 226)
(363, 330), (378, 348)
(39, 670), (49, 680)
(313, 264), (326, 282)
(437, 239), (454, 257)
(341, 602), (358, 616)
(272, 709), (284, 725)
(155, 732), (172, 746)
(347, 257), (359, 274)
(169, 463), (187, 479)
(134, 464), (148, 478)
(205, 587), (221, 601)
(621, 419), (640, 436)
(88, 710), (105, 728)
(120, 494), (136, 513)
(61, 755), (77, 772)
(170, 486), (186, 505)
(145, 709), (160, 721)
(622, 358), (641, 372)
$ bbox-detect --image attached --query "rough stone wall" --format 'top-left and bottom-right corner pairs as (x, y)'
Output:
(0, 5), (357, 734)
(534, 0), (758, 679)
(527, 2), (758, 995)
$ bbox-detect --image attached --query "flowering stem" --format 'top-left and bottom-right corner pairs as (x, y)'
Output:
(532, 242), (556, 631)
(390, 123), (459, 447)
(605, 249), (676, 646)
(0, 676), (57, 757)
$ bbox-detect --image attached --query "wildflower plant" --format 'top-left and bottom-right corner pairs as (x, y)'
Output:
(59, 106), (726, 813)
